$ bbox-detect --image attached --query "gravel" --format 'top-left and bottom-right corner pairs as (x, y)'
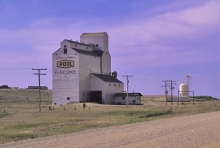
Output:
(1, 111), (220, 148)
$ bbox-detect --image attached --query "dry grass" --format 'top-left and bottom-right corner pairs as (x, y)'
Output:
(0, 89), (220, 144)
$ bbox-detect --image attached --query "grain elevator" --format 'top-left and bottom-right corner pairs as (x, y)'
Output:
(52, 32), (124, 105)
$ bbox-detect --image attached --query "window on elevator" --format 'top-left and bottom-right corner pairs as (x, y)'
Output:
(64, 45), (67, 54)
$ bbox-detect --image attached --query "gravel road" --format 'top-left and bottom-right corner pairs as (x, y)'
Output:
(1, 111), (220, 148)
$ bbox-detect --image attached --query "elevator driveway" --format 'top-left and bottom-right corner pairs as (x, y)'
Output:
(1, 111), (220, 148)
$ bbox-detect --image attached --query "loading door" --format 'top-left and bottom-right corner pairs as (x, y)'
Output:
(91, 91), (102, 103)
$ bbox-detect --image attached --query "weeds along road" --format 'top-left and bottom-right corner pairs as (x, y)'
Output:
(1, 111), (220, 148)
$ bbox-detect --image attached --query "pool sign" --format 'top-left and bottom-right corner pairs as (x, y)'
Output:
(57, 60), (74, 68)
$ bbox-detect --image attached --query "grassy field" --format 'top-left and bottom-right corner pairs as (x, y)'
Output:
(0, 89), (220, 144)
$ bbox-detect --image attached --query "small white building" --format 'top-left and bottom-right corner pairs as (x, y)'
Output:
(52, 32), (124, 105)
(113, 93), (142, 105)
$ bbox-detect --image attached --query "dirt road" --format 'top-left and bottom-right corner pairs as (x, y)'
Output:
(1, 111), (220, 148)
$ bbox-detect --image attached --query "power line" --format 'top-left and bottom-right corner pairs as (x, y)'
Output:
(32, 68), (47, 112)
(162, 80), (176, 105)
(162, 80), (170, 105)
(122, 75), (133, 110)
(0, 68), (32, 69)
(170, 80), (176, 105)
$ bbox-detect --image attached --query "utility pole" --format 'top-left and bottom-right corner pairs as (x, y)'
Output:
(32, 68), (47, 112)
(170, 80), (176, 105)
(162, 80), (171, 105)
(122, 75), (133, 110)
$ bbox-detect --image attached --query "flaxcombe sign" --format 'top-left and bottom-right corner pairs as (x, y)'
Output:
(55, 70), (76, 74)
(57, 60), (74, 68)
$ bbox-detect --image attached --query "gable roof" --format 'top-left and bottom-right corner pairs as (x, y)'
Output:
(93, 48), (104, 56)
(92, 73), (123, 83)
(66, 40), (91, 47)
(72, 48), (99, 56)
(114, 93), (143, 97)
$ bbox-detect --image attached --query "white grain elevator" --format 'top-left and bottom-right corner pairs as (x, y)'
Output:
(52, 32), (124, 105)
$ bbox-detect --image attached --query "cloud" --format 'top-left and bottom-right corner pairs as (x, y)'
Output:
(152, 0), (220, 36)
(108, 0), (220, 71)
(124, 42), (140, 46)
(46, 41), (60, 45)
(1, 0), (220, 70)
(192, 74), (201, 77)
(175, 0), (220, 27)
(110, 0), (220, 44)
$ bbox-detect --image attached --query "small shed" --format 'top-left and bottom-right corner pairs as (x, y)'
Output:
(113, 93), (142, 105)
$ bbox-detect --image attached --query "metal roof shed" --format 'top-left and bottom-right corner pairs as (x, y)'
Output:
(113, 93), (142, 105)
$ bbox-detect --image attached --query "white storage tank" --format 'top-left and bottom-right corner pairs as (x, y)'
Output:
(179, 83), (189, 96)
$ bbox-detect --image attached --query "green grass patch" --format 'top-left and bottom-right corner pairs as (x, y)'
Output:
(0, 90), (220, 144)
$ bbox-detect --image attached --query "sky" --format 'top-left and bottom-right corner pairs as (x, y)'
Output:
(0, 0), (220, 98)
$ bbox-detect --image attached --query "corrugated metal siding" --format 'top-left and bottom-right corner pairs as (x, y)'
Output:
(91, 74), (124, 104)
(80, 33), (109, 53)
(52, 42), (79, 105)
(104, 82), (124, 104)
(101, 51), (111, 74)
(79, 54), (100, 102)
(52, 33), (125, 105)
(69, 41), (94, 52)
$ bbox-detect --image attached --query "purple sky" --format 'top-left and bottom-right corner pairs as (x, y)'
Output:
(0, 0), (220, 98)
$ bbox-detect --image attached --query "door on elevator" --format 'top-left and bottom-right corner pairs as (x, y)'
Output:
(91, 91), (102, 103)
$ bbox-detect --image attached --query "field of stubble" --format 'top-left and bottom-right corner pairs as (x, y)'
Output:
(0, 89), (220, 147)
